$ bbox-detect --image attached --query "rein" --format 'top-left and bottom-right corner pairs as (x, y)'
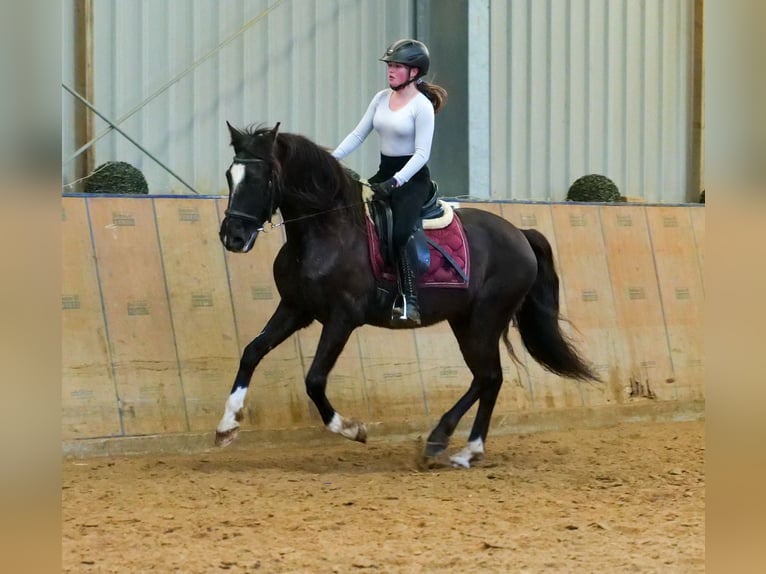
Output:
(225, 155), (374, 233)
(247, 201), (372, 233)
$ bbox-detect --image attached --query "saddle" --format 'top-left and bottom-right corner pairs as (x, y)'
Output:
(366, 182), (470, 287)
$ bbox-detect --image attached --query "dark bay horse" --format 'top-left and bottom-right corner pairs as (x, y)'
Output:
(216, 122), (598, 467)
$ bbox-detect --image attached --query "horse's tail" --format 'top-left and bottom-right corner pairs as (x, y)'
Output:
(504, 228), (600, 382)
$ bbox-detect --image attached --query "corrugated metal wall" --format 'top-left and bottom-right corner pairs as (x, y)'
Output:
(489, 0), (694, 202)
(63, 0), (414, 194)
(62, 0), (695, 202)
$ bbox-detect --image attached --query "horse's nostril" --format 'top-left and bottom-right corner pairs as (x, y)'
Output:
(221, 223), (245, 251)
(221, 219), (251, 252)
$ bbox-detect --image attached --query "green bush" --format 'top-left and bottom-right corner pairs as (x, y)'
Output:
(566, 174), (621, 202)
(84, 161), (149, 194)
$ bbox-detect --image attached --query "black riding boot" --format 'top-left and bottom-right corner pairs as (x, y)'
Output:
(392, 249), (421, 326)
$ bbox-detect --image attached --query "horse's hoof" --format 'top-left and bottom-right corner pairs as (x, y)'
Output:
(355, 423), (367, 443)
(419, 453), (451, 470)
(330, 414), (368, 443)
(215, 426), (239, 447)
(449, 443), (484, 469)
(424, 440), (447, 459)
(449, 454), (472, 469)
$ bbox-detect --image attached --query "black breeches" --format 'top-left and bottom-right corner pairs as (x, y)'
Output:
(389, 182), (429, 253)
(370, 154), (431, 255)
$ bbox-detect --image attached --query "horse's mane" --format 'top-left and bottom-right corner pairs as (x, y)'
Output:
(241, 125), (364, 226)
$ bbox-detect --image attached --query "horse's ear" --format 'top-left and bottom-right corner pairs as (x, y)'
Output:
(272, 122), (281, 139)
(226, 121), (244, 148)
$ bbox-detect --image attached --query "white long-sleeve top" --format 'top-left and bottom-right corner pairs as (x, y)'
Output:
(332, 89), (434, 185)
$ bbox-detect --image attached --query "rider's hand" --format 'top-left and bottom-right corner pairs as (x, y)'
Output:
(371, 177), (398, 200)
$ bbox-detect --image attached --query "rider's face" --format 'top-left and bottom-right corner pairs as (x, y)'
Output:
(387, 62), (417, 87)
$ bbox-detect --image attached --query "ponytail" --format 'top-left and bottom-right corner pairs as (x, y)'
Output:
(417, 80), (448, 114)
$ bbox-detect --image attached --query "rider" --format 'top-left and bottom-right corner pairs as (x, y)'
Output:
(331, 39), (448, 326)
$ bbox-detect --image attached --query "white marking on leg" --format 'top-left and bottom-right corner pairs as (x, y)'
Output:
(326, 412), (365, 441)
(216, 386), (247, 433)
(327, 412), (343, 433)
(450, 438), (485, 469)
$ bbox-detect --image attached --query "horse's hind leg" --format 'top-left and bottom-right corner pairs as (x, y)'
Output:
(423, 381), (482, 460)
(424, 317), (505, 468)
(448, 348), (503, 468)
(422, 317), (484, 460)
(215, 302), (311, 447)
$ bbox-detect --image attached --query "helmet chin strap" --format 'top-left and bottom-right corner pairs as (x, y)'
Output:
(390, 77), (418, 91)
(390, 67), (421, 91)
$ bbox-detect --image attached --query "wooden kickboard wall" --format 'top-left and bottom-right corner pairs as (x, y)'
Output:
(87, 199), (187, 435)
(62, 198), (122, 439)
(500, 202), (582, 412)
(62, 197), (705, 441)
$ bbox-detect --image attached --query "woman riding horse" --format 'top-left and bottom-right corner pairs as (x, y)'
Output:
(332, 39), (448, 326)
(217, 120), (599, 467)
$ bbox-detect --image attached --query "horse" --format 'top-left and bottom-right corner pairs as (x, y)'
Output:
(215, 121), (599, 468)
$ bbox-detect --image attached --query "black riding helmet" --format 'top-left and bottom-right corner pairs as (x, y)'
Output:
(380, 39), (430, 78)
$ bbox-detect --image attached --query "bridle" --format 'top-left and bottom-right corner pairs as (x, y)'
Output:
(224, 156), (279, 229)
(224, 154), (375, 233)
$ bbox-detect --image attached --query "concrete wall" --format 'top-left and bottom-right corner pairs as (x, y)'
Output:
(62, 196), (704, 452)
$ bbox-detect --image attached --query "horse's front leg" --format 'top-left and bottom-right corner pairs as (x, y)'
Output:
(305, 319), (367, 443)
(215, 302), (312, 447)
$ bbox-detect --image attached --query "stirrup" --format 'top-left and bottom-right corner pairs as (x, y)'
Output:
(392, 294), (421, 325)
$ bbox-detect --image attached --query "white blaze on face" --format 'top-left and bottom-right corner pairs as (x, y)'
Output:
(216, 386), (248, 433)
(229, 163), (245, 197)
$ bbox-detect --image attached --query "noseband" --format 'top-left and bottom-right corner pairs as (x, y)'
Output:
(224, 156), (278, 227)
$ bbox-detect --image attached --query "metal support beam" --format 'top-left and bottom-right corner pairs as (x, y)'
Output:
(468, 0), (490, 199)
(74, 0), (94, 190)
(690, 0), (704, 201)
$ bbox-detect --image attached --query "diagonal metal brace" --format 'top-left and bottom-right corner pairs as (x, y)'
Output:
(62, 83), (198, 194)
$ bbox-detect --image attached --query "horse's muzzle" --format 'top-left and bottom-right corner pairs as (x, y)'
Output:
(220, 218), (258, 253)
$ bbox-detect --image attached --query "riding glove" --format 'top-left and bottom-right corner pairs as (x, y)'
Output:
(371, 177), (398, 200)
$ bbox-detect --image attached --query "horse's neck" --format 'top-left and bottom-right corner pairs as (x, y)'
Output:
(278, 176), (363, 223)
(279, 194), (364, 248)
